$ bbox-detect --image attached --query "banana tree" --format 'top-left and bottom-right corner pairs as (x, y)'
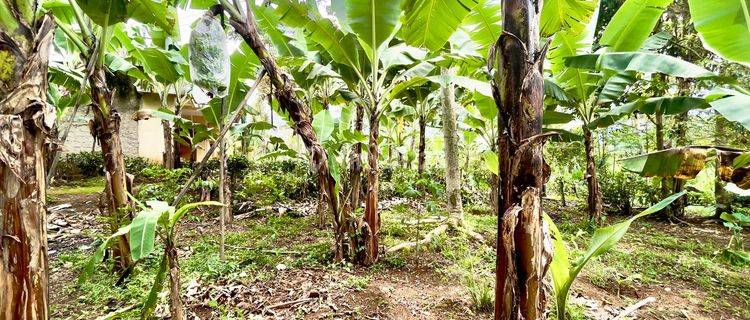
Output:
(193, 0), (347, 261)
(50, 0), (177, 269)
(0, 1), (55, 318)
(270, 0), (439, 264)
(546, 0), (683, 222)
(398, 83), (441, 174)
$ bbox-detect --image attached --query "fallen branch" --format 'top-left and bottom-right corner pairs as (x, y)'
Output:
(613, 296), (655, 320)
(387, 224), (448, 253)
(95, 303), (139, 320)
(266, 297), (315, 310)
(387, 217), (486, 253)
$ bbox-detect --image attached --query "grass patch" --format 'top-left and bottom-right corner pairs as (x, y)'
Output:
(49, 177), (105, 196)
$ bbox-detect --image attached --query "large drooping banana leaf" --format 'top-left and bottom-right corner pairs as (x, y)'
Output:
(455, 0), (501, 58)
(344, 0), (404, 60)
(275, 0), (364, 73)
(598, 0), (672, 52)
(589, 96), (710, 128)
(596, 72), (637, 104)
(548, 28), (597, 101)
(75, 0), (175, 32)
(540, 0), (598, 36)
(622, 146), (750, 189)
(402, 0), (480, 51)
(251, 3), (305, 57)
(565, 52), (717, 79)
(707, 89), (750, 131)
(688, 0), (750, 66)
(545, 191), (687, 319)
(546, 0), (599, 102)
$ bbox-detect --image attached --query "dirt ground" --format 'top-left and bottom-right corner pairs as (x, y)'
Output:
(46, 190), (749, 320)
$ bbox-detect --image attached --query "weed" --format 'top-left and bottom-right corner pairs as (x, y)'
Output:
(345, 275), (371, 291)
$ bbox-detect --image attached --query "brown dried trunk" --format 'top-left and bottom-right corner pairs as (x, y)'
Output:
(89, 69), (134, 269)
(166, 238), (184, 320)
(441, 68), (464, 224)
(362, 110), (381, 265)
(0, 14), (54, 320)
(583, 125), (603, 222)
(228, 9), (341, 258)
(490, 0), (551, 319)
(417, 113), (427, 175)
(162, 120), (175, 169)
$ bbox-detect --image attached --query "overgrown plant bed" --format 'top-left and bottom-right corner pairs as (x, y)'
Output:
(47, 183), (749, 319)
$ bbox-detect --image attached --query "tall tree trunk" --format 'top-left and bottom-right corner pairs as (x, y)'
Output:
(0, 14), (54, 320)
(670, 79), (690, 217)
(671, 111), (688, 217)
(162, 120), (175, 169)
(418, 113), (427, 175)
(441, 68), (464, 224)
(490, 0), (551, 319)
(228, 8), (341, 259)
(654, 113), (674, 217)
(583, 125), (603, 222)
(89, 68), (134, 269)
(714, 113), (732, 218)
(362, 109), (381, 265)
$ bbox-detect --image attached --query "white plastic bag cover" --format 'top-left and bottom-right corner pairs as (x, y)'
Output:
(189, 13), (230, 98)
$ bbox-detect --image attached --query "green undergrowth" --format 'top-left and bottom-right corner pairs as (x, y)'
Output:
(48, 177), (105, 197)
(553, 206), (750, 318)
(53, 213), (334, 319)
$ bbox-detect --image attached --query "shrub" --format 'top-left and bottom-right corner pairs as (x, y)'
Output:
(56, 151), (104, 179)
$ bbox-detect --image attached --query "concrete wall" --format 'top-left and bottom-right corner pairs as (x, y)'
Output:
(62, 104), (140, 156)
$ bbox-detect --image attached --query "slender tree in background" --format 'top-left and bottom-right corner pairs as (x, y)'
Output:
(0, 4), (54, 317)
(440, 68), (464, 225)
(490, 0), (552, 318)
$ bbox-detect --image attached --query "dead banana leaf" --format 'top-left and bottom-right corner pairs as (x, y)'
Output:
(622, 146), (750, 189)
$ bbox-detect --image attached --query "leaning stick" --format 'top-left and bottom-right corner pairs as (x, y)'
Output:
(613, 296), (656, 320)
(171, 70), (267, 206)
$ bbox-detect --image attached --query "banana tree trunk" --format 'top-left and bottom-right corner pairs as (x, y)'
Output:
(162, 120), (175, 169)
(491, 0), (551, 319)
(173, 105), (182, 168)
(166, 237), (184, 320)
(349, 103), (364, 210)
(362, 109), (381, 265)
(714, 114), (732, 218)
(0, 14), (55, 320)
(671, 111), (688, 217)
(441, 68), (464, 224)
(418, 114), (427, 175)
(583, 125), (603, 222)
(228, 8), (341, 258)
(89, 69), (134, 269)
